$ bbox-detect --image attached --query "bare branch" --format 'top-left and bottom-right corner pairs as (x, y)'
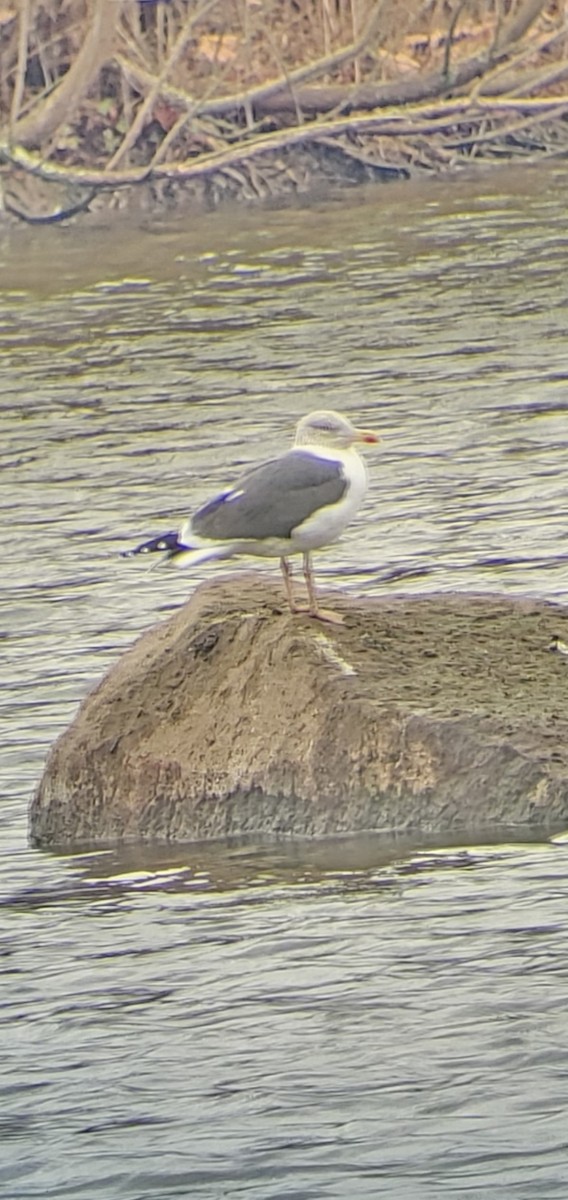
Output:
(494, 0), (548, 55)
(106, 0), (223, 171)
(443, 0), (468, 83)
(0, 0), (563, 215)
(4, 188), (98, 224)
(116, 0), (387, 123)
(10, 0), (31, 129)
(11, 0), (122, 149)
(470, 16), (568, 100)
(4, 95), (568, 194)
(445, 99), (568, 148)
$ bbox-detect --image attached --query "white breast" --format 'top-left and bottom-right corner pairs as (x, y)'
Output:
(291, 447), (369, 551)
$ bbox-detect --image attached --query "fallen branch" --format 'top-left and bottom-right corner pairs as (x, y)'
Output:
(312, 136), (411, 179)
(154, 97), (568, 180)
(0, 141), (150, 186)
(115, 0), (550, 125)
(3, 95), (568, 194)
(115, 0), (388, 123)
(445, 100), (568, 148)
(4, 188), (98, 224)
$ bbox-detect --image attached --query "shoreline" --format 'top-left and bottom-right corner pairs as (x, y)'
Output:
(3, 123), (567, 227)
(3, 1), (567, 227)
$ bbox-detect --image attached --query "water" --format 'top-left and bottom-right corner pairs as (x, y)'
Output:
(2, 163), (568, 1197)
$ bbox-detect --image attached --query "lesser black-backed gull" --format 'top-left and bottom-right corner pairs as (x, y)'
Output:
(123, 410), (379, 623)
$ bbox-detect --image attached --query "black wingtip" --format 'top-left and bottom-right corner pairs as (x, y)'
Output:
(121, 531), (183, 558)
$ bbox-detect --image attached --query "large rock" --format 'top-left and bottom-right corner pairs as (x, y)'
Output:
(31, 577), (568, 845)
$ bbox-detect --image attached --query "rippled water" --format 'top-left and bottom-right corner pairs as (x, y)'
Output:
(2, 163), (568, 1197)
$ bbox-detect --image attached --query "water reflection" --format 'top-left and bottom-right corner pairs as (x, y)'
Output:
(5, 826), (566, 910)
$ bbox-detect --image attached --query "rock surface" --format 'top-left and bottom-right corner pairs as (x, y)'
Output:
(31, 577), (568, 846)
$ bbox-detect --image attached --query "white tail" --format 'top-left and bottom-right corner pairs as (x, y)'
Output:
(168, 544), (231, 570)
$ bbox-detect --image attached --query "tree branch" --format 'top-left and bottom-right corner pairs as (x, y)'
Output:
(10, 0), (31, 129)
(114, 0), (550, 128)
(494, 0), (548, 54)
(10, 0), (122, 149)
(106, 0), (222, 171)
(4, 95), (568, 193)
(116, 0), (387, 123)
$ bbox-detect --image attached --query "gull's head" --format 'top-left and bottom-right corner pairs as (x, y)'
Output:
(294, 410), (380, 450)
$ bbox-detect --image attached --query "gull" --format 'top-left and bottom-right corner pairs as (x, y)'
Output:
(123, 409), (380, 624)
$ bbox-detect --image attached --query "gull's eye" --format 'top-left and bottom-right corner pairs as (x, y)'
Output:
(311, 420), (336, 433)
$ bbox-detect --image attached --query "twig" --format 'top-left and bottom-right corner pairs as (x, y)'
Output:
(4, 188), (98, 225)
(4, 95), (568, 191)
(148, 110), (192, 167)
(443, 0), (468, 83)
(264, 25), (305, 128)
(105, 0), (222, 171)
(114, 0), (552, 132)
(116, 0), (387, 123)
(491, 0), (506, 63)
(10, 0), (31, 129)
(445, 100), (568, 148)
(9, 0), (120, 149)
(494, 0), (548, 55)
(504, 58), (568, 99)
(313, 135), (411, 178)
(468, 16), (568, 101)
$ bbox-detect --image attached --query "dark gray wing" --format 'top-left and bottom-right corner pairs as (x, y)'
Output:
(191, 450), (347, 541)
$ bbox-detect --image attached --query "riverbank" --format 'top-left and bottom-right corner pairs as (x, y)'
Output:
(3, 0), (568, 224)
(31, 579), (568, 847)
